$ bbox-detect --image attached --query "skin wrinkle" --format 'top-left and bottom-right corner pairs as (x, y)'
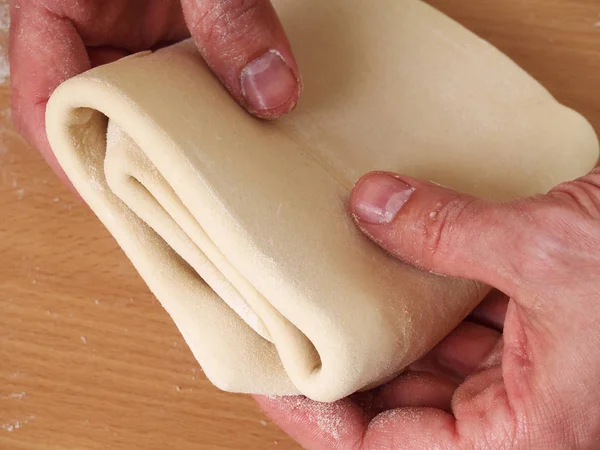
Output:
(187, 0), (276, 71)
(191, 1), (261, 55)
(550, 181), (600, 219)
(510, 206), (599, 295)
(420, 195), (479, 267)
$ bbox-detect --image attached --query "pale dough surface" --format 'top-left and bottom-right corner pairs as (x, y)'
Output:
(45, 0), (598, 402)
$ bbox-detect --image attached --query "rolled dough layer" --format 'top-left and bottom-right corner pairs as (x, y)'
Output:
(46, 0), (598, 402)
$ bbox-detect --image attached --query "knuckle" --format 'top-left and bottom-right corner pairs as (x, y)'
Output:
(510, 200), (600, 282)
(550, 175), (600, 219)
(190, 0), (263, 50)
(416, 195), (477, 264)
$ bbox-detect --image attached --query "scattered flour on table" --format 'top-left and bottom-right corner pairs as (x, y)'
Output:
(1, 416), (35, 432)
(1, 392), (27, 400)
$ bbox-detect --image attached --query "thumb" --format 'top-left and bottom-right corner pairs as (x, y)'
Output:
(180, 0), (301, 119)
(350, 169), (600, 302)
(349, 171), (540, 296)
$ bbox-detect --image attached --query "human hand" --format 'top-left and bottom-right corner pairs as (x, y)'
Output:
(257, 168), (600, 449)
(9, 0), (300, 184)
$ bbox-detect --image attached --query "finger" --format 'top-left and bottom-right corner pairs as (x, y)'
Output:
(408, 321), (502, 384)
(469, 290), (509, 331)
(363, 408), (458, 449)
(431, 322), (502, 379)
(181, 0), (301, 119)
(350, 172), (542, 296)
(350, 170), (600, 295)
(361, 368), (509, 449)
(349, 172), (523, 290)
(373, 371), (457, 412)
(10, 2), (90, 183)
(254, 395), (367, 450)
(46, 1), (189, 51)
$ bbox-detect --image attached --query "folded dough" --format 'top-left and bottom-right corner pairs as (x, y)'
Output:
(45, 0), (598, 402)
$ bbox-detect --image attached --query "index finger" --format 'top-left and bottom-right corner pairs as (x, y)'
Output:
(255, 394), (458, 449)
(10, 1), (90, 183)
(254, 395), (367, 450)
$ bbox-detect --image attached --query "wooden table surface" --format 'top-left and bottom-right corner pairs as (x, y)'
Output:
(1, 1), (599, 449)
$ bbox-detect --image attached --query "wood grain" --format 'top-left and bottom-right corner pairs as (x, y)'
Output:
(1, 1), (599, 449)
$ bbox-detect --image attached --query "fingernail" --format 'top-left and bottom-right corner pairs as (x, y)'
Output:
(353, 174), (414, 224)
(241, 50), (297, 112)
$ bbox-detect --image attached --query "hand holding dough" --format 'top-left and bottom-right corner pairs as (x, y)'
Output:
(46, 0), (598, 402)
